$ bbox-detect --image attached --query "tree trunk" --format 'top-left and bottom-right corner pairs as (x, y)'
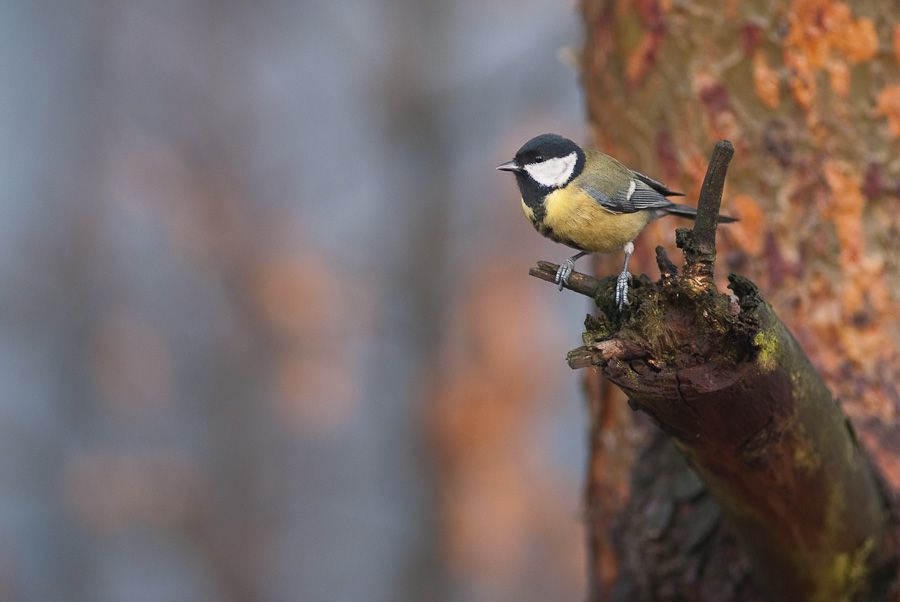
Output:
(574, 1), (900, 599)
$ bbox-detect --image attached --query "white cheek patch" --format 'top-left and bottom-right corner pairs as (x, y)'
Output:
(524, 152), (578, 188)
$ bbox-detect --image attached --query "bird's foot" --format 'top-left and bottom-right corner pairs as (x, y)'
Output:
(614, 270), (632, 309)
(555, 258), (576, 291)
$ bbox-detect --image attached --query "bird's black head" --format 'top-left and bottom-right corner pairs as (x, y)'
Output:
(497, 134), (585, 206)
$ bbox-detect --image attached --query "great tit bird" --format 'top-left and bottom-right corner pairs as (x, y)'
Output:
(497, 133), (736, 308)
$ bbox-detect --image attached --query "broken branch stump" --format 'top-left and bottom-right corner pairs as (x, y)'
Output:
(529, 141), (895, 601)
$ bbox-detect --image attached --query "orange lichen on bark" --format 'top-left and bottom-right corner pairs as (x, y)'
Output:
(693, 73), (740, 141)
(783, 0), (878, 108)
(752, 52), (781, 108)
(681, 150), (712, 201)
(820, 160), (894, 371)
(876, 85), (900, 137)
(832, 13), (878, 63)
(825, 59), (850, 97)
(726, 194), (766, 255)
(822, 161), (880, 310)
(625, 32), (665, 86)
(786, 54), (816, 109)
(624, 0), (670, 87)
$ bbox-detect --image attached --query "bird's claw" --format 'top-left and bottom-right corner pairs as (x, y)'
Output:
(614, 270), (631, 309)
(555, 259), (575, 291)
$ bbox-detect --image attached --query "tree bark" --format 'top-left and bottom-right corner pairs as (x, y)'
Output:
(570, 0), (900, 599)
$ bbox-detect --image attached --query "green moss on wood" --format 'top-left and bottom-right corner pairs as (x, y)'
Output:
(752, 329), (779, 371)
(819, 538), (876, 602)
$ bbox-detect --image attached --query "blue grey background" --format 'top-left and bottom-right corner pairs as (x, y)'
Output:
(0, 1), (588, 600)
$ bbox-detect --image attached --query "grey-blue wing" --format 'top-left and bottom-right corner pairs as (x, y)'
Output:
(582, 179), (675, 214)
(632, 170), (685, 197)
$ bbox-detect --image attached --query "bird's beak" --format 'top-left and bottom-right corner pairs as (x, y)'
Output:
(496, 160), (521, 172)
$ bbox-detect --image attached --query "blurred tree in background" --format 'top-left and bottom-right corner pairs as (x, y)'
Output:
(579, 0), (899, 599)
(0, 1), (588, 601)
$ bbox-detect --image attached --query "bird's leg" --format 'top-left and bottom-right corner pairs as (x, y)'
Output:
(614, 241), (634, 309)
(555, 251), (589, 291)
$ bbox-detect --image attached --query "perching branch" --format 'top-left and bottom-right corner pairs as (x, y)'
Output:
(530, 260), (604, 298)
(529, 142), (896, 601)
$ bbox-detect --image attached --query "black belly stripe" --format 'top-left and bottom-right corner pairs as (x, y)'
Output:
(530, 217), (584, 251)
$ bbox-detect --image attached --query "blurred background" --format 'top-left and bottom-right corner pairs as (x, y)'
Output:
(0, 1), (594, 600)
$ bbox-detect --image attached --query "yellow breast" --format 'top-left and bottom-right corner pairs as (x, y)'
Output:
(535, 187), (650, 253)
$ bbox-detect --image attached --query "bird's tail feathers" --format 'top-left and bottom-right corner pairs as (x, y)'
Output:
(665, 203), (738, 223)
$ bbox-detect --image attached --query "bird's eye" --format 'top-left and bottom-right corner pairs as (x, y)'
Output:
(534, 155), (544, 162)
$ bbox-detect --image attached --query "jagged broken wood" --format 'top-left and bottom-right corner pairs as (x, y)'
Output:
(529, 141), (895, 601)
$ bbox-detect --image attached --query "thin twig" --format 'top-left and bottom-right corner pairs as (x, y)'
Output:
(529, 261), (604, 298)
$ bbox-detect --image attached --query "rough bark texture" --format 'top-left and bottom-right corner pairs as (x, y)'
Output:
(574, 1), (900, 600)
